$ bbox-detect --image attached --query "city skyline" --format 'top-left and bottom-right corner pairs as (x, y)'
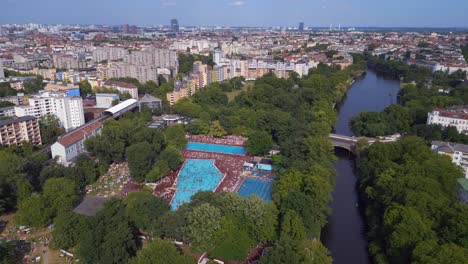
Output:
(2, 0), (468, 28)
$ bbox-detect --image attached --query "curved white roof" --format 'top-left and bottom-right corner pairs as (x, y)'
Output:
(104, 99), (138, 114)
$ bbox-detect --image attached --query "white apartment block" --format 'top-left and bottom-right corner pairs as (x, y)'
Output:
(93, 46), (128, 63)
(427, 107), (468, 134)
(15, 91), (85, 131)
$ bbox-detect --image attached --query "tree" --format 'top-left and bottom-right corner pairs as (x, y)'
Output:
(129, 239), (195, 264)
(159, 146), (183, 171)
(51, 211), (84, 250)
(186, 203), (222, 250)
(210, 217), (254, 261)
(78, 80), (93, 97)
(124, 191), (169, 232)
(146, 160), (170, 182)
(16, 194), (51, 227)
(78, 199), (138, 264)
(164, 125), (187, 149)
(126, 143), (156, 182)
(412, 240), (468, 264)
(246, 130), (273, 155)
(384, 205), (437, 262)
(208, 120), (227, 138)
(43, 177), (78, 217)
(39, 114), (65, 145)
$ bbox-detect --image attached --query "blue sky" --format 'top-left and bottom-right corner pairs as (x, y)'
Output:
(1, 0), (467, 27)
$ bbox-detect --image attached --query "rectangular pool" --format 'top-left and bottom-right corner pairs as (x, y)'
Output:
(171, 159), (223, 210)
(237, 178), (272, 201)
(185, 141), (246, 155)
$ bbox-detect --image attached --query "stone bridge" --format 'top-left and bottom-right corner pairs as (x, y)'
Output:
(329, 133), (399, 153)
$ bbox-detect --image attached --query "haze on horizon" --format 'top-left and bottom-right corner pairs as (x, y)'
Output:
(1, 0), (468, 28)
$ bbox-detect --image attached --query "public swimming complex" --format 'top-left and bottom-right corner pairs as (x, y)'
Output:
(153, 135), (275, 210)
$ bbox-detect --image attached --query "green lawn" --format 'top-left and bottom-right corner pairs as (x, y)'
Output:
(226, 82), (253, 102)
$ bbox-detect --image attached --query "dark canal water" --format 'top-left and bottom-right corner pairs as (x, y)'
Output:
(321, 70), (400, 264)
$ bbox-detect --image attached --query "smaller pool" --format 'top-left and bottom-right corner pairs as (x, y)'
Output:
(186, 142), (246, 155)
(237, 178), (272, 201)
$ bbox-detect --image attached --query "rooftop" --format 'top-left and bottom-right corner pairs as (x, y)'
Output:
(0, 115), (36, 127)
(103, 80), (138, 89)
(139, 93), (162, 103)
(57, 121), (102, 148)
(457, 178), (468, 192)
(73, 196), (110, 216)
(432, 140), (468, 154)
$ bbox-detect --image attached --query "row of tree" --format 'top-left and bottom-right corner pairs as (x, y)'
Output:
(356, 137), (468, 263)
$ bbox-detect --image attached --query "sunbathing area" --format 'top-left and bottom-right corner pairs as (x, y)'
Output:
(188, 135), (247, 146)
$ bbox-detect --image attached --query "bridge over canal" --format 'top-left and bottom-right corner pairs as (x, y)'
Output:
(329, 133), (400, 153)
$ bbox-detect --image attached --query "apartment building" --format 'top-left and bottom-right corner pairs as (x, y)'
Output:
(427, 107), (468, 134)
(51, 121), (102, 165)
(103, 80), (138, 99)
(124, 48), (178, 69)
(0, 60), (5, 79)
(99, 63), (159, 84)
(14, 91), (85, 131)
(93, 46), (128, 63)
(52, 54), (87, 69)
(166, 78), (198, 106)
(432, 141), (468, 178)
(0, 116), (42, 146)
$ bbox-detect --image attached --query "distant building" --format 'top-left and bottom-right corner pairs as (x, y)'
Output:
(138, 94), (162, 112)
(171, 19), (179, 33)
(299, 22), (304, 32)
(96, 93), (120, 108)
(103, 80), (138, 99)
(213, 48), (223, 65)
(0, 60), (5, 79)
(51, 121), (102, 165)
(0, 116), (42, 147)
(431, 140), (468, 177)
(427, 107), (468, 134)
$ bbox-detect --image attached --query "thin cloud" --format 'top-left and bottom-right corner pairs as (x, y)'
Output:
(228, 1), (246, 7)
(161, 1), (177, 7)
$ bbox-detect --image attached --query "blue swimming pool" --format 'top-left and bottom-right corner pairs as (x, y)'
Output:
(186, 142), (246, 155)
(237, 178), (273, 201)
(171, 159), (223, 210)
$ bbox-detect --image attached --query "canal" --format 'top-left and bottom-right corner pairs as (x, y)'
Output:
(321, 70), (400, 264)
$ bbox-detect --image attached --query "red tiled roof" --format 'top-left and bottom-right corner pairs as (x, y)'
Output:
(103, 80), (138, 89)
(58, 121), (102, 148)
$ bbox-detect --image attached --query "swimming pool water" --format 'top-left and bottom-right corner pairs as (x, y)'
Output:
(186, 142), (246, 155)
(171, 159), (223, 210)
(237, 178), (272, 201)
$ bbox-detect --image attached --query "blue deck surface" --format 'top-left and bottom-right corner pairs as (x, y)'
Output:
(237, 178), (273, 201)
(171, 159), (223, 210)
(186, 141), (246, 155)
